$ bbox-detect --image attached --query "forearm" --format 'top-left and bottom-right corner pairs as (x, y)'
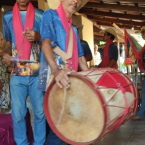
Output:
(42, 39), (59, 74)
(2, 41), (12, 66)
(79, 56), (89, 71)
(42, 39), (71, 88)
(3, 41), (12, 55)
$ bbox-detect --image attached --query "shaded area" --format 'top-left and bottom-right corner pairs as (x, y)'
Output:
(93, 118), (145, 145)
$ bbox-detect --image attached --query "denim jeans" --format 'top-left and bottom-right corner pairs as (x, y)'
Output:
(46, 129), (62, 145)
(10, 76), (46, 145)
(137, 77), (145, 117)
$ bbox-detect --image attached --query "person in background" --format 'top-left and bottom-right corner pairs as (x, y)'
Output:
(94, 44), (101, 66)
(0, 32), (10, 114)
(98, 28), (118, 69)
(2, 0), (45, 144)
(132, 26), (145, 120)
(38, 0), (88, 144)
(80, 39), (92, 62)
(77, 25), (92, 62)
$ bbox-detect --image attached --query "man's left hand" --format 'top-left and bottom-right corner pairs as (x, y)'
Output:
(24, 27), (41, 42)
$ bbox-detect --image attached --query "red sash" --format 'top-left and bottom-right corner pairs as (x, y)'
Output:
(100, 40), (118, 69)
(56, 3), (78, 71)
(13, 2), (35, 59)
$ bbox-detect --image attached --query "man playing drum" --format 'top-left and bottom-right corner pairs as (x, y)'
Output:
(38, 0), (88, 144)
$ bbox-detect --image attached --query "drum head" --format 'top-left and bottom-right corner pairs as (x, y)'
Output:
(44, 75), (105, 144)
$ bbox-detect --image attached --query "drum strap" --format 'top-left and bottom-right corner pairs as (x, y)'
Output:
(53, 26), (73, 64)
(46, 27), (73, 88)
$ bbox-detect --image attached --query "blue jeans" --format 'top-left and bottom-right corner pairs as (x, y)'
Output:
(10, 76), (46, 145)
(47, 129), (62, 145)
(137, 77), (145, 117)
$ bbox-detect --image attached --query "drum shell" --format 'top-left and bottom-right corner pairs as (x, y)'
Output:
(44, 68), (137, 145)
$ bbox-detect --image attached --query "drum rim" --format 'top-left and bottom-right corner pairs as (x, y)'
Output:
(44, 74), (107, 145)
(120, 72), (138, 119)
(44, 69), (138, 144)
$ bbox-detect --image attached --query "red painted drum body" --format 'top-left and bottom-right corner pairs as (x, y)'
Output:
(44, 68), (137, 145)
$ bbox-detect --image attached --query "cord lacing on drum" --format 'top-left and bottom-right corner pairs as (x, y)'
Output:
(56, 87), (67, 127)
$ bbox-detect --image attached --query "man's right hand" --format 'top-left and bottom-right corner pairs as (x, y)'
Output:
(52, 69), (71, 89)
(2, 53), (12, 66)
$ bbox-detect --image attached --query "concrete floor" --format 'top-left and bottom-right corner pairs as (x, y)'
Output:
(93, 118), (145, 145)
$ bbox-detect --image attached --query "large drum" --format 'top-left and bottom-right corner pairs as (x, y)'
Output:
(44, 68), (137, 145)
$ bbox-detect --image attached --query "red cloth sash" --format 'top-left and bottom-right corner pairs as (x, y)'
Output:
(56, 3), (78, 71)
(100, 40), (118, 69)
(13, 2), (35, 59)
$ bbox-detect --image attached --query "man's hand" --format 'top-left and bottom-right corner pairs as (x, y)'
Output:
(52, 68), (71, 89)
(24, 27), (41, 42)
(2, 53), (12, 66)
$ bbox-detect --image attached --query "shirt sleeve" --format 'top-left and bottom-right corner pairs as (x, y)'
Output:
(81, 40), (92, 56)
(40, 10), (57, 43)
(3, 14), (12, 42)
(109, 43), (118, 61)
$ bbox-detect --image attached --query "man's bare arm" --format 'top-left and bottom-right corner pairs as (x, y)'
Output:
(2, 41), (12, 66)
(42, 39), (71, 88)
(3, 41), (12, 55)
(78, 56), (89, 71)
